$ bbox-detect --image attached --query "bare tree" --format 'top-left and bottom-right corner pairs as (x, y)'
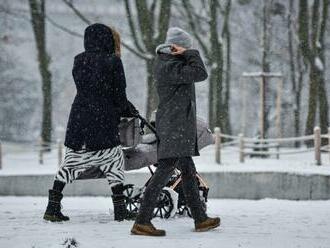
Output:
(260, 0), (273, 138)
(287, 0), (306, 146)
(123, 0), (172, 119)
(298, 0), (329, 141)
(181, 0), (232, 133)
(28, 0), (52, 145)
(222, 0), (232, 135)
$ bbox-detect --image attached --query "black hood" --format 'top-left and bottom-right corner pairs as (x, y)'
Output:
(84, 23), (115, 53)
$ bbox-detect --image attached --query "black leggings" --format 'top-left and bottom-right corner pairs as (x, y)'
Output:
(136, 157), (208, 224)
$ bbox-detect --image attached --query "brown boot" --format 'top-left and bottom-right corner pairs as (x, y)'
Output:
(195, 217), (221, 232)
(131, 223), (166, 236)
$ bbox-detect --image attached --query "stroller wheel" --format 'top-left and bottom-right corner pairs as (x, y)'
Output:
(123, 184), (141, 215)
(153, 187), (178, 219)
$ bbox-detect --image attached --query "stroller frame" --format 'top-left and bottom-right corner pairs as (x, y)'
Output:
(122, 115), (210, 219)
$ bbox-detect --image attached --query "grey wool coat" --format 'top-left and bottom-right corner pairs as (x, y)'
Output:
(154, 50), (208, 160)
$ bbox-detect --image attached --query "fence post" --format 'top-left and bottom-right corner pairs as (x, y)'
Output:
(39, 137), (44, 165)
(328, 127), (330, 164)
(314, 126), (321, 166)
(214, 127), (221, 164)
(0, 141), (2, 170)
(239, 133), (245, 163)
(58, 140), (63, 168)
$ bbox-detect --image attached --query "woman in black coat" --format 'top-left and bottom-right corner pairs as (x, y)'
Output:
(131, 27), (220, 236)
(43, 23), (137, 222)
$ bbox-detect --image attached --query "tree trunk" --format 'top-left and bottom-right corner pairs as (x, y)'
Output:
(305, 65), (319, 136)
(261, 1), (272, 138)
(208, 71), (215, 130)
(295, 50), (305, 146)
(319, 76), (329, 135)
(29, 0), (52, 145)
(123, 0), (171, 119)
(300, 0), (329, 144)
(209, 0), (224, 132)
(222, 0), (232, 134)
(181, 0), (229, 133)
(288, 0), (302, 147)
(318, 0), (329, 138)
(145, 58), (158, 120)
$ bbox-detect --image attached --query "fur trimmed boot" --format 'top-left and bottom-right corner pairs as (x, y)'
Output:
(43, 189), (70, 222)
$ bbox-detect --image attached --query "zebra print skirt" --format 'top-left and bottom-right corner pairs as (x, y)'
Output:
(55, 145), (125, 188)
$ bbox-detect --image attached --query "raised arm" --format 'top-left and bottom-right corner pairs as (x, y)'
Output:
(169, 49), (208, 84)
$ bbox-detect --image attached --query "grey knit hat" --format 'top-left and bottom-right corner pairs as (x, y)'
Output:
(156, 27), (193, 54)
(165, 27), (193, 49)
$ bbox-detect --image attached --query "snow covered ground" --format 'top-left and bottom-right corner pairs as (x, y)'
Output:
(0, 197), (329, 248)
(1, 143), (330, 176)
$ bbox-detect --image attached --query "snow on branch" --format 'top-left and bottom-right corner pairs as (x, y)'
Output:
(314, 57), (324, 71)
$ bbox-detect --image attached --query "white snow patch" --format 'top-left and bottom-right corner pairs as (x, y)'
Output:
(315, 57), (324, 71)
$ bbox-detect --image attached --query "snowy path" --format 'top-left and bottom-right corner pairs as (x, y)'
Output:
(0, 197), (329, 248)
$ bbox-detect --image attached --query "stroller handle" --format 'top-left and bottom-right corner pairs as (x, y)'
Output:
(137, 114), (158, 136)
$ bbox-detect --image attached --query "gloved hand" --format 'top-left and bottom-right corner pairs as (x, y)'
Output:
(121, 101), (139, 118)
(128, 101), (139, 117)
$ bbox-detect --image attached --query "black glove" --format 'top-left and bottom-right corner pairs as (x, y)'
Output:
(121, 101), (139, 117)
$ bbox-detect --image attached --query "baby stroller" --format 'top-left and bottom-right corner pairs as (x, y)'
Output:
(119, 114), (214, 219)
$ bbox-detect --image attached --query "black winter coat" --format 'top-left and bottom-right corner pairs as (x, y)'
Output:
(154, 50), (208, 160)
(64, 23), (132, 151)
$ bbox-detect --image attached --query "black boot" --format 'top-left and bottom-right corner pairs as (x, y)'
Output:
(111, 184), (136, 221)
(112, 194), (128, 221)
(43, 189), (70, 222)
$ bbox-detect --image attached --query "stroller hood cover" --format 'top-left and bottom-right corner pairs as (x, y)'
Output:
(124, 117), (214, 171)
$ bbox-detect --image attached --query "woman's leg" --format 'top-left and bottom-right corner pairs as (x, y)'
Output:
(103, 146), (125, 189)
(135, 158), (177, 224)
(44, 177), (69, 222)
(43, 148), (75, 222)
(176, 157), (208, 224)
(177, 157), (221, 231)
(99, 146), (128, 221)
(52, 180), (66, 192)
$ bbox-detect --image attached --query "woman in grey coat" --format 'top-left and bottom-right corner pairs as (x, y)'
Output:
(131, 27), (220, 236)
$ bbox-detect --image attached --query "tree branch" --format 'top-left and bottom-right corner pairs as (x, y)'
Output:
(122, 42), (150, 60)
(319, 0), (329, 46)
(135, 0), (154, 51)
(45, 15), (83, 38)
(156, 0), (172, 45)
(60, 0), (149, 60)
(298, 0), (312, 62)
(62, 0), (91, 25)
(123, 0), (146, 53)
(182, 0), (210, 61)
